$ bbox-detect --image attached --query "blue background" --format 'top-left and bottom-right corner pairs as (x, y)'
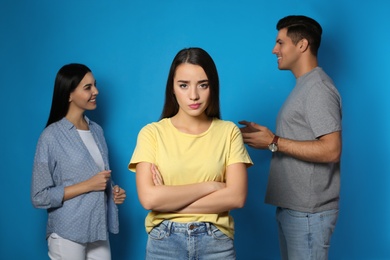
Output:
(1, 0), (389, 259)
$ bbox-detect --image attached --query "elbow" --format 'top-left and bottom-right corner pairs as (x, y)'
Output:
(232, 194), (247, 209)
(138, 195), (161, 211)
(235, 201), (246, 209)
(31, 198), (40, 208)
(320, 132), (342, 163)
(139, 198), (154, 211)
(328, 147), (342, 163)
(31, 195), (48, 209)
(321, 152), (340, 164)
(330, 153), (341, 163)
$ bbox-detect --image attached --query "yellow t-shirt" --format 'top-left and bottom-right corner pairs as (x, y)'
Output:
(129, 118), (253, 238)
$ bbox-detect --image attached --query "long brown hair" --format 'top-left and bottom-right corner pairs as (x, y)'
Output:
(160, 47), (221, 119)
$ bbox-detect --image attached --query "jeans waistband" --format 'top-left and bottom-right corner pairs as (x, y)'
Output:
(159, 220), (213, 236)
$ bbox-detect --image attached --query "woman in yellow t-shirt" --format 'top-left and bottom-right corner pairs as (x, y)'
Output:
(129, 47), (253, 260)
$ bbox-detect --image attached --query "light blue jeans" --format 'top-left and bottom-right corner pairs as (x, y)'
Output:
(146, 220), (236, 260)
(276, 207), (339, 260)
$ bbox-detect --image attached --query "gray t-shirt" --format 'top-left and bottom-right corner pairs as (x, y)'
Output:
(265, 67), (342, 213)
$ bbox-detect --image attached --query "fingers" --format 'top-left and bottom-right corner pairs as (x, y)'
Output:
(99, 170), (111, 179)
(151, 164), (164, 186)
(239, 120), (265, 133)
(249, 122), (263, 130)
(113, 185), (126, 205)
(153, 172), (163, 186)
(238, 120), (250, 126)
(89, 170), (111, 191)
(239, 120), (261, 128)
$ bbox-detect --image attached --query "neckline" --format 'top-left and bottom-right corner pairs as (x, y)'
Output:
(77, 129), (91, 133)
(167, 118), (215, 137)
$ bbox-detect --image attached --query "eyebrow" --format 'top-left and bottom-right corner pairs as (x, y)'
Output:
(176, 79), (209, 84)
(83, 81), (96, 87)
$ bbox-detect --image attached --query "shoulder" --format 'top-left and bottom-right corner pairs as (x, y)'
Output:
(306, 68), (337, 89)
(86, 117), (103, 132)
(212, 119), (240, 132)
(136, 119), (168, 139)
(213, 118), (237, 127)
(141, 118), (169, 131)
(36, 120), (69, 149)
(300, 68), (340, 99)
(40, 120), (64, 140)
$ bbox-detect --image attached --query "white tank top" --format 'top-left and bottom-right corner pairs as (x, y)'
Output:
(77, 129), (105, 171)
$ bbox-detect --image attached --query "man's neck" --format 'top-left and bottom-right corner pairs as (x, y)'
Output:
(292, 56), (318, 78)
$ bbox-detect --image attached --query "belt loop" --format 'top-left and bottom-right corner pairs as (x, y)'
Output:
(205, 222), (211, 235)
(166, 221), (173, 236)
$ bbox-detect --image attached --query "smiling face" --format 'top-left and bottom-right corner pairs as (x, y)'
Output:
(68, 72), (98, 114)
(173, 63), (210, 119)
(272, 28), (302, 72)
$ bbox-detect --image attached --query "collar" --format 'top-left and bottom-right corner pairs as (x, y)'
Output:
(60, 116), (92, 130)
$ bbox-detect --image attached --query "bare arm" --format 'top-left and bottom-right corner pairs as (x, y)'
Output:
(278, 131), (341, 163)
(63, 170), (111, 201)
(135, 162), (225, 212)
(239, 120), (341, 163)
(176, 163), (248, 214)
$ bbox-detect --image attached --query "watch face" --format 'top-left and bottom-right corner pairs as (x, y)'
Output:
(268, 143), (278, 152)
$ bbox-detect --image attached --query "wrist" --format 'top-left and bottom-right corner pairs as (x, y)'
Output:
(268, 135), (279, 152)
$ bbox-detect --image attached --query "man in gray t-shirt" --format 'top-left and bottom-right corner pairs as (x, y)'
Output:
(240, 15), (342, 260)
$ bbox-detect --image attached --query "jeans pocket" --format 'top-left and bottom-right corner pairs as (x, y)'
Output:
(285, 208), (308, 218)
(148, 225), (167, 240)
(47, 233), (60, 249)
(210, 226), (231, 241)
(320, 209), (339, 246)
(49, 233), (60, 239)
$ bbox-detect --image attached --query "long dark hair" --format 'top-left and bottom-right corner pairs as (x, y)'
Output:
(46, 63), (91, 127)
(160, 47), (221, 119)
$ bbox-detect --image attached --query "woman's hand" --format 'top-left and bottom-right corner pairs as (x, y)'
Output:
(136, 162), (225, 212)
(87, 170), (112, 191)
(151, 164), (164, 186)
(63, 170), (111, 201)
(113, 185), (126, 204)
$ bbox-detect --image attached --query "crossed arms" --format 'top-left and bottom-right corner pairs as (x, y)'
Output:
(135, 162), (248, 214)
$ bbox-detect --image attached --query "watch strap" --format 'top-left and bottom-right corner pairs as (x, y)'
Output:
(271, 135), (279, 145)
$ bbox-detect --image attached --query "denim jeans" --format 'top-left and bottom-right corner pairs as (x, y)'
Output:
(276, 207), (339, 260)
(146, 220), (236, 260)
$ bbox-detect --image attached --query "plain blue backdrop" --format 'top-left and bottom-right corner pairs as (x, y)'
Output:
(1, 0), (389, 259)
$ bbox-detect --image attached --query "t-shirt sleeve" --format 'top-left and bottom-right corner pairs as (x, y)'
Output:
(128, 124), (156, 172)
(227, 124), (253, 168)
(306, 81), (342, 138)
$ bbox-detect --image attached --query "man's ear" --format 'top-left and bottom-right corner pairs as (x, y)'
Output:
(299, 38), (309, 53)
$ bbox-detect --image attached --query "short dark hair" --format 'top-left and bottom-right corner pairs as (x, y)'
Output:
(160, 47), (221, 119)
(277, 15), (322, 56)
(46, 63), (91, 127)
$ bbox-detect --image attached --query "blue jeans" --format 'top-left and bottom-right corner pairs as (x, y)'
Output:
(146, 220), (236, 260)
(276, 207), (339, 260)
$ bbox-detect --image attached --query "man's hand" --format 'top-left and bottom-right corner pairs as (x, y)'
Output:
(239, 120), (274, 149)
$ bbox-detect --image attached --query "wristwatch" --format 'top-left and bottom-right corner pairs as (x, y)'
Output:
(268, 135), (279, 152)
